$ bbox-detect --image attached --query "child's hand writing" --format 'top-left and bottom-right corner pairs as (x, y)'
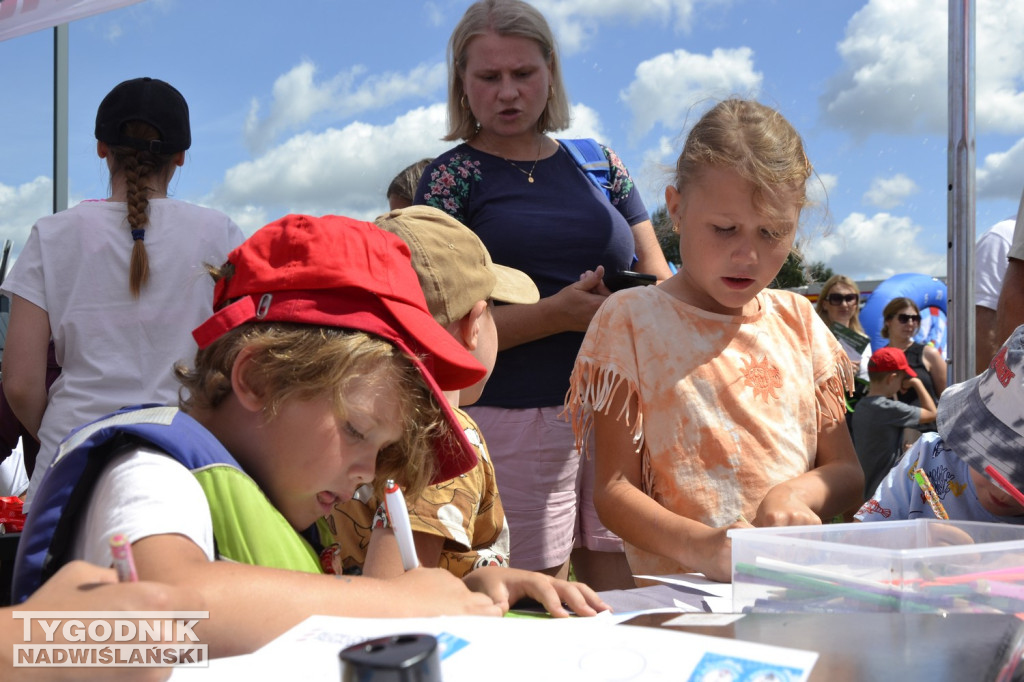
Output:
(390, 567), (503, 617)
(461, 566), (609, 617)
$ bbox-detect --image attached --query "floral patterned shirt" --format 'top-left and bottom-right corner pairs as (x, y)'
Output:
(414, 141), (650, 407)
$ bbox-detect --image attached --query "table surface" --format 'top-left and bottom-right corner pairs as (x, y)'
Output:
(624, 611), (1024, 682)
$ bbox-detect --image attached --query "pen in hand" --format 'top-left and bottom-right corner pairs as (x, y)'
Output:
(384, 480), (419, 571)
(109, 533), (138, 582)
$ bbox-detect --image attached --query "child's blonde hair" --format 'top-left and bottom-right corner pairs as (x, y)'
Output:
(673, 99), (812, 229)
(176, 321), (446, 497)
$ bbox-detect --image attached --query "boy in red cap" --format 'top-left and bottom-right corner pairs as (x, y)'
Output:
(851, 346), (937, 504)
(11, 214), (605, 657)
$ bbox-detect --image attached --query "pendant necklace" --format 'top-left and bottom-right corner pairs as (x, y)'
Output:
(503, 138), (543, 184)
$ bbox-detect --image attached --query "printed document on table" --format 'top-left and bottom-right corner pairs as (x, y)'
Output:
(172, 613), (817, 682)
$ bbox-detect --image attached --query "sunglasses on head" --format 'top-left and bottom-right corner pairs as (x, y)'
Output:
(896, 313), (921, 324)
(826, 293), (859, 305)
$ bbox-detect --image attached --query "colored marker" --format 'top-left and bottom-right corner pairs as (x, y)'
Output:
(109, 533), (138, 582)
(384, 480), (419, 571)
(913, 468), (949, 520)
(985, 465), (1024, 508)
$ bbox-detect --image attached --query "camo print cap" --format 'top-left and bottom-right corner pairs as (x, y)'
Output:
(937, 324), (1024, 493)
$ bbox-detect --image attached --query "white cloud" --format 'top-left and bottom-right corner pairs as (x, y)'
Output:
(0, 177), (51, 262)
(808, 173), (838, 210)
(620, 47), (762, 140)
(214, 105), (452, 223)
(821, 0), (1024, 137)
(561, 103), (606, 143)
(211, 102), (607, 229)
(802, 211), (946, 281)
(977, 136), (1024, 199)
(532, 0), (701, 53)
(243, 60), (446, 153)
(863, 173), (919, 209)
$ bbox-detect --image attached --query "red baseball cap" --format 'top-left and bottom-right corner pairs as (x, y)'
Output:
(192, 214), (487, 483)
(868, 346), (917, 377)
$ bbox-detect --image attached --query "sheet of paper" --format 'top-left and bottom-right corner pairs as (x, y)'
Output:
(633, 573), (734, 600)
(172, 613), (817, 682)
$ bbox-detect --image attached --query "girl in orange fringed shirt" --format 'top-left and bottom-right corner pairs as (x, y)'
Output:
(566, 99), (864, 583)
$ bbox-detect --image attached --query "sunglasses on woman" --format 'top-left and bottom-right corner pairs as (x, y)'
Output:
(895, 313), (921, 324)
(826, 293), (859, 305)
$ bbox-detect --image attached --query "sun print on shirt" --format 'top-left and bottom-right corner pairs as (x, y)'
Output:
(741, 354), (783, 401)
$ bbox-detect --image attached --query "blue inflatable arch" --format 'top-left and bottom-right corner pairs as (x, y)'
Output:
(860, 273), (948, 357)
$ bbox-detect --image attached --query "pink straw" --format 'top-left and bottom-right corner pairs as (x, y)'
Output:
(985, 465), (1024, 507)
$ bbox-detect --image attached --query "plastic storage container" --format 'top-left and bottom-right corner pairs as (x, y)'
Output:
(729, 520), (1024, 613)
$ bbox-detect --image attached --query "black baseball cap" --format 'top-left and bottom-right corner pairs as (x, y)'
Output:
(94, 77), (191, 154)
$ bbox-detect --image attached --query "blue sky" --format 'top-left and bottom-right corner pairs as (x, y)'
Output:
(1, 0), (1022, 282)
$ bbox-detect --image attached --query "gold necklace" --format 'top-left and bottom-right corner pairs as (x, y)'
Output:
(503, 138), (543, 184)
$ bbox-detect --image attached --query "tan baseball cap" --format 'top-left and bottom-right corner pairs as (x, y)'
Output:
(375, 206), (539, 326)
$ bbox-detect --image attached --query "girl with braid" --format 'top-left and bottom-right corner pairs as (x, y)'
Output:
(2, 77), (244, 510)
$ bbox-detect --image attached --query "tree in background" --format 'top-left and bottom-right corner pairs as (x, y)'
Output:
(651, 205), (679, 266)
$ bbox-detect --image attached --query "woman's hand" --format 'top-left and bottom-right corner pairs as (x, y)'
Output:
(545, 265), (611, 332)
(461, 566), (609, 617)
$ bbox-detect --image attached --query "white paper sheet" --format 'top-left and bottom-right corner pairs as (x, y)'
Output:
(172, 613), (817, 682)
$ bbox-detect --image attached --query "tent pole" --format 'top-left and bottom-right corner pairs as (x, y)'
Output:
(53, 23), (68, 214)
(947, 0), (975, 382)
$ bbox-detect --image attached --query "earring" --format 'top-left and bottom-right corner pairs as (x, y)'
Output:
(671, 222), (680, 235)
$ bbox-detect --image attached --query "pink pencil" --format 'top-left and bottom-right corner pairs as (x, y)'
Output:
(109, 533), (138, 582)
(985, 466), (1024, 507)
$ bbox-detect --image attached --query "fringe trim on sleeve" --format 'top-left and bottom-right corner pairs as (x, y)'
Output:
(816, 347), (855, 429)
(564, 358), (646, 459)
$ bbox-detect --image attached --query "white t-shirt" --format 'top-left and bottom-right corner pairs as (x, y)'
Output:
(72, 447), (216, 567)
(1009, 188), (1024, 262)
(975, 218), (1015, 310)
(1, 198), (244, 509)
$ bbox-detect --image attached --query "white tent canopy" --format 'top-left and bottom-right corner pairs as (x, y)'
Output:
(0, 0), (141, 42)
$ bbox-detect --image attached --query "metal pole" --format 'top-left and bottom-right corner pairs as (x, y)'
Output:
(53, 23), (69, 214)
(947, 0), (975, 382)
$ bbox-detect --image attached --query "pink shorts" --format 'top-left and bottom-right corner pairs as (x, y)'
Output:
(466, 405), (623, 571)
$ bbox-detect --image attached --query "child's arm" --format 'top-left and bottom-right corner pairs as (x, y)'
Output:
(922, 345), (948, 396)
(1, 296), (51, 439)
(363, 527), (444, 577)
(592, 387), (746, 583)
(901, 376), (937, 424)
(364, 528), (608, 617)
(131, 532), (502, 658)
(2, 560), (205, 682)
(757, 414), (864, 526)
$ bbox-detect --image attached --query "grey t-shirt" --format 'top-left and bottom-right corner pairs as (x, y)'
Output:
(852, 395), (922, 498)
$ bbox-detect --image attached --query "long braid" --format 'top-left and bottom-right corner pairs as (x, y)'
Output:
(113, 121), (174, 298)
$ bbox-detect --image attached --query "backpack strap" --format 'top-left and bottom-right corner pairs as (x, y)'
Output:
(558, 138), (611, 199)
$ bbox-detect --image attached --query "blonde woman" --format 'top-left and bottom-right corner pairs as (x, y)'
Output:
(815, 275), (871, 386)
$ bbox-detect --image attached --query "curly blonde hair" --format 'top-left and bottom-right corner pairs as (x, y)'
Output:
(176, 322), (446, 497)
